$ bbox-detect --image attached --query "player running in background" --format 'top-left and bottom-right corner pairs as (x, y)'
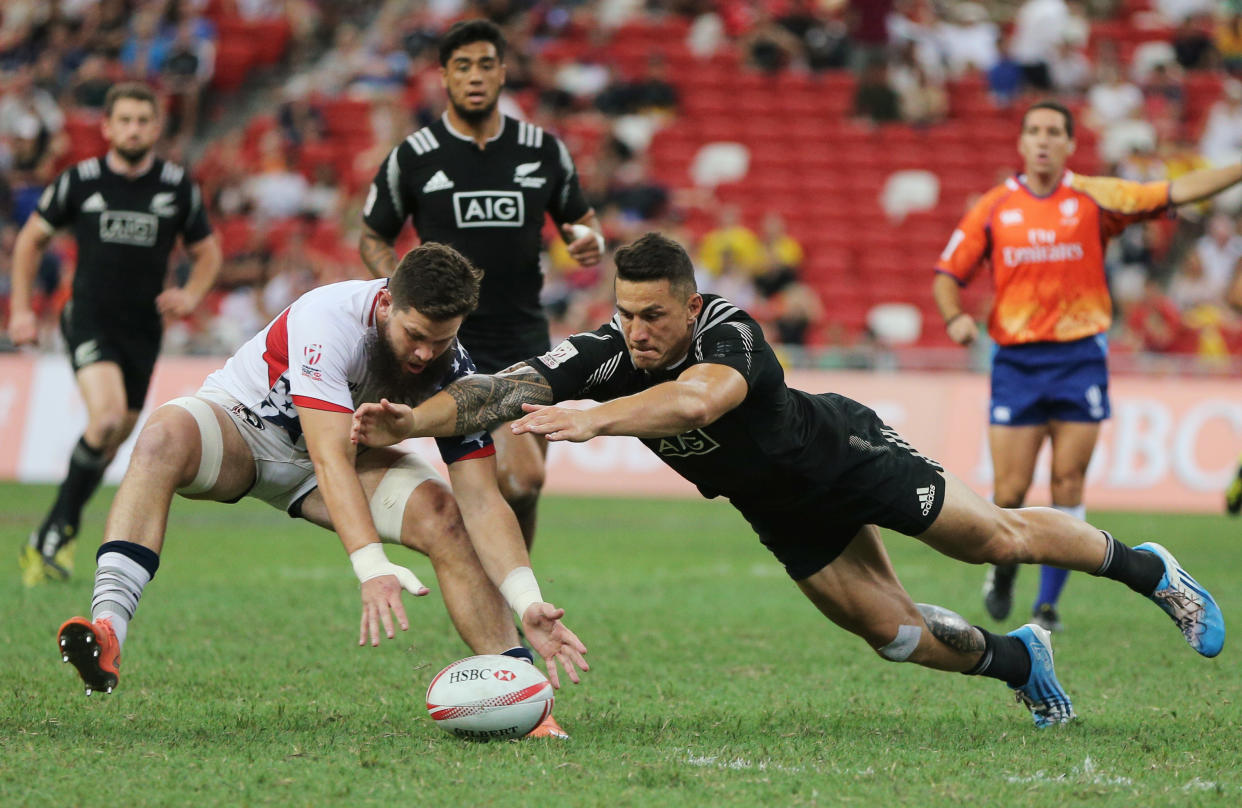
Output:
(9, 82), (222, 587)
(55, 244), (587, 738)
(354, 232), (1224, 729)
(932, 100), (1242, 632)
(359, 19), (604, 554)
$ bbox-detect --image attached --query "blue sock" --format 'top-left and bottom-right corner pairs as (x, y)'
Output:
(1035, 566), (1070, 609)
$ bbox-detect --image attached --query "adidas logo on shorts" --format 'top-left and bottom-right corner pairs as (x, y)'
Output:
(916, 484), (936, 516)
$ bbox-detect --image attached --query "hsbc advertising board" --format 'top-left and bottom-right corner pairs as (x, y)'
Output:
(1, 356), (1238, 512)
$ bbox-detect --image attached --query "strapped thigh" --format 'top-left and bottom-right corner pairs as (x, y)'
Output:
(166, 396), (224, 495)
(369, 453), (443, 543)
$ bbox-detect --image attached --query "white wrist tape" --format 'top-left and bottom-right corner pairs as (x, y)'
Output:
(350, 543), (394, 583)
(499, 566), (544, 619)
(569, 223), (605, 255)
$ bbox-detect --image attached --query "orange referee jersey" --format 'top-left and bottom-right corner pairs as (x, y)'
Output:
(935, 172), (1170, 346)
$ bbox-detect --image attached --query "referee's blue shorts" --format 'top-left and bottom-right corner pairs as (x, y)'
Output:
(989, 334), (1110, 426)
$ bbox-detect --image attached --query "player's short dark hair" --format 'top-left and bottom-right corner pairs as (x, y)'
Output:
(1022, 100), (1074, 138)
(614, 232), (698, 297)
(104, 82), (159, 118)
(438, 19), (506, 66)
(390, 243), (483, 320)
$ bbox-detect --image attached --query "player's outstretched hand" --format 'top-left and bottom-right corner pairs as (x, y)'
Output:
(7, 309), (37, 346)
(562, 224), (603, 267)
(521, 602), (589, 689)
(352, 398), (415, 447)
(511, 403), (598, 443)
(358, 570), (430, 647)
(156, 287), (199, 319)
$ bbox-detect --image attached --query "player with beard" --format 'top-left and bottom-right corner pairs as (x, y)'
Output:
(354, 233), (1224, 729)
(360, 19), (604, 557)
(54, 243), (588, 736)
(10, 82), (222, 586)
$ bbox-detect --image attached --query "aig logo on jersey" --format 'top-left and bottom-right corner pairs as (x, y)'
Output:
(655, 429), (720, 458)
(453, 191), (524, 228)
(100, 211), (158, 246)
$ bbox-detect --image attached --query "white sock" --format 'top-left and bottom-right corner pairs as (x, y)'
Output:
(92, 551), (152, 650)
(1052, 504), (1086, 522)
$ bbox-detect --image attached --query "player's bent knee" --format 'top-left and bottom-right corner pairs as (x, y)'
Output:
(875, 624), (923, 662)
(164, 397), (225, 495)
(369, 453), (447, 544)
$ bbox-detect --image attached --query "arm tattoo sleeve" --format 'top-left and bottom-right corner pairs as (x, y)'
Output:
(359, 228), (397, 279)
(916, 603), (985, 654)
(446, 364), (555, 434)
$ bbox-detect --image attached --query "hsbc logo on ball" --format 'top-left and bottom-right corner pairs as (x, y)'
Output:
(446, 667), (517, 684)
(453, 191), (524, 228)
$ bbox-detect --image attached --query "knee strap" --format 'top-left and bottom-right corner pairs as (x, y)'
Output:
(369, 454), (442, 542)
(166, 396), (224, 495)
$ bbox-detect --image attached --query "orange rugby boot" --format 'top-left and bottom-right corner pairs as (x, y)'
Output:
(57, 616), (120, 695)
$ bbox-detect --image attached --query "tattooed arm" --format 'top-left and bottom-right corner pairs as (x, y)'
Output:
(352, 364), (555, 446)
(358, 224), (398, 279)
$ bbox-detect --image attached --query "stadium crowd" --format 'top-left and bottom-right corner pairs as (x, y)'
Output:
(3, 0), (1242, 367)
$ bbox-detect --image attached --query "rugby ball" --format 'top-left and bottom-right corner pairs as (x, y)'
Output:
(426, 655), (553, 741)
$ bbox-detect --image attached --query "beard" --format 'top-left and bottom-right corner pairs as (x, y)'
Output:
(449, 92), (498, 125)
(359, 329), (455, 408)
(114, 143), (152, 165)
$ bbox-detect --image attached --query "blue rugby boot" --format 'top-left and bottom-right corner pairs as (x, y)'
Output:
(1008, 623), (1075, 728)
(1134, 542), (1224, 658)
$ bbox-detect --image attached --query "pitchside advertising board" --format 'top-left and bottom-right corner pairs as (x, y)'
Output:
(2, 355), (1239, 512)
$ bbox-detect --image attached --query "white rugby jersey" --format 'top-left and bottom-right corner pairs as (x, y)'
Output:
(205, 278), (493, 463)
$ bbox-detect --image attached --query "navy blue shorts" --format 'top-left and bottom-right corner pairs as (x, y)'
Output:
(989, 335), (1109, 426)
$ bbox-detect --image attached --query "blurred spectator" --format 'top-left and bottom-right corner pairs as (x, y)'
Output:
(848, 0), (892, 72)
(988, 34), (1025, 104)
(1049, 38), (1092, 96)
(703, 250), (760, 309)
(936, 2), (999, 77)
(777, 0), (850, 72)
(1122, 276), (1185, 353)
(1216, 13), (1242, 74)
(277, 79), (327, 149)
(1009, 0), (1072, 91)
(162, 20), (216, 143)
(1172, 12), (1216, 70)
(853, 58), (901, 124)
(68, 55), (116, 111)
(890, 44), (948, 126)
(1169, 249), (1227, 309)
(1086, 61), (1144, 132)
(244, 130), (310, 220)
(698, 205), (765, 276)
(119, 7), (169, 82)
(1154, 0), (1216, 25)
(1195, 213), (1242, 294)
(1199, 79), (1242, 168)
(347, 28), (412, 97)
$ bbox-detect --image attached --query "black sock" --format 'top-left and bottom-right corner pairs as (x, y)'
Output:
(963, 628), (1031, 688)
(1093, 531), (1164, 595)
(47, 436), (109, 531)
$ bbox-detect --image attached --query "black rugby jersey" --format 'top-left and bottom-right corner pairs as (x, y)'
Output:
(37, 155), (212, 331)
(527, 295), (853, 503)
(362, 114), (590, 337)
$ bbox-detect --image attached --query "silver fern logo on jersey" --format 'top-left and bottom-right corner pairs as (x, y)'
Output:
(453, 191), (524, 228)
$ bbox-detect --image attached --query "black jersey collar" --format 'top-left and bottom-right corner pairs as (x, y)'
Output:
(441, 112), (506, 145)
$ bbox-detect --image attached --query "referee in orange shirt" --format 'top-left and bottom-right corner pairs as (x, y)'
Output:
(933, 100), (1242, 631)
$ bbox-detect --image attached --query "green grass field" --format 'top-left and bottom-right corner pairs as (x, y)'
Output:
(2, 482), (1240, 806)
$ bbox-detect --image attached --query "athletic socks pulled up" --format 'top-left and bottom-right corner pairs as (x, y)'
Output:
(1093, 531), (1164, 596)
(92, 540), (160, 649)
